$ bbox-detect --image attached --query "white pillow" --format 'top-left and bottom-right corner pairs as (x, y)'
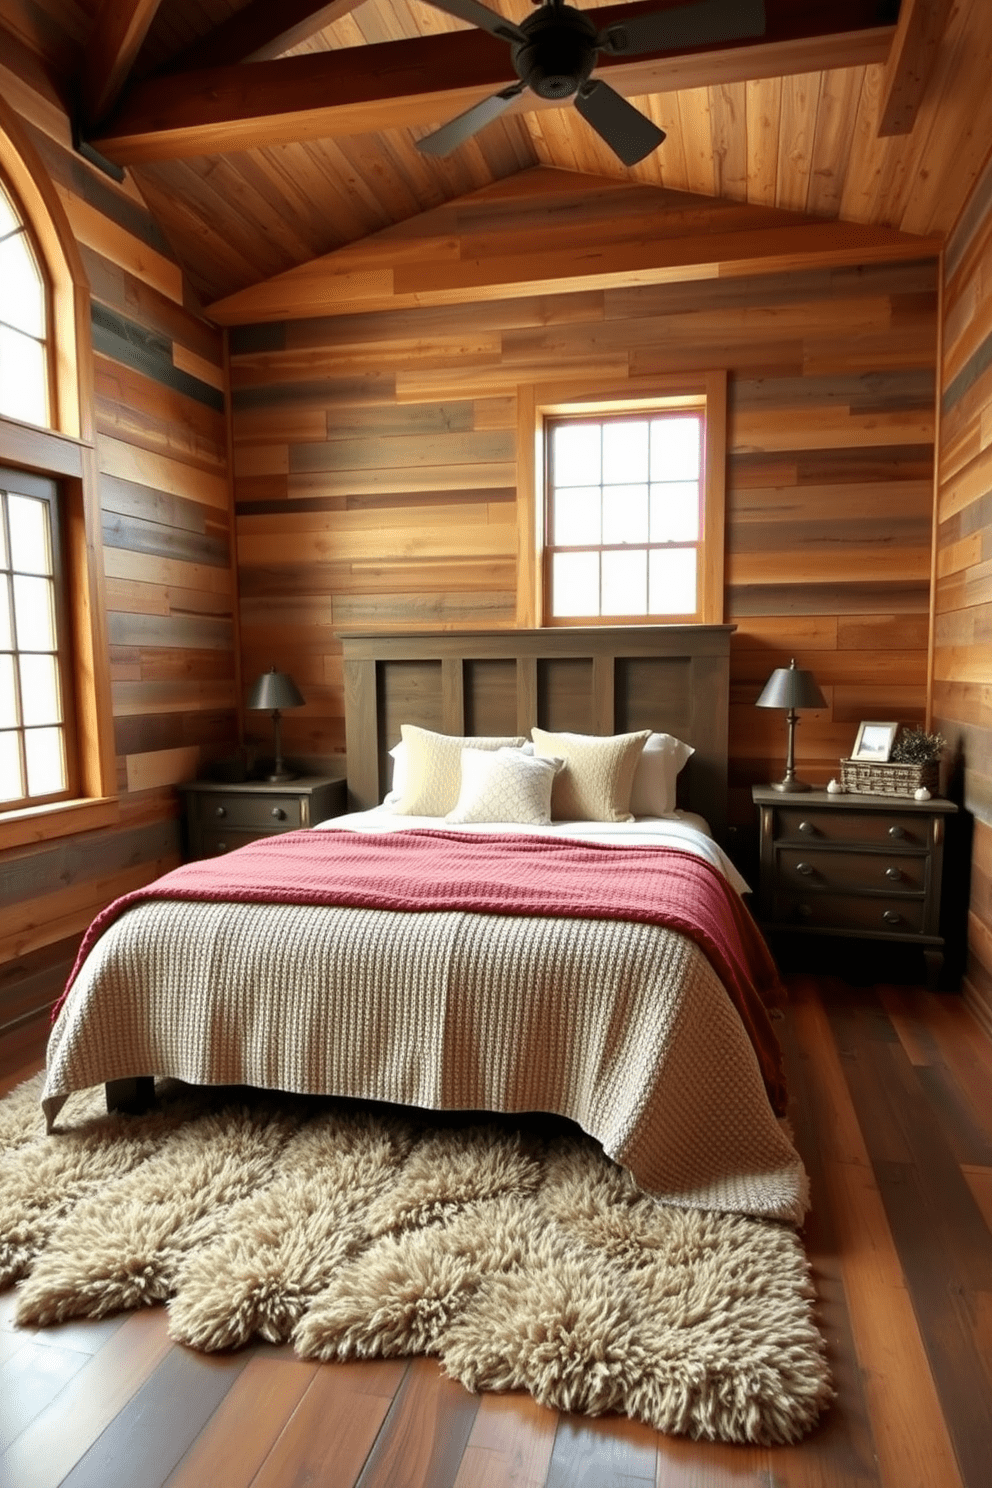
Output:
(446, 747), (563, 825)
(629, 732), (694, 817)
(531, 727), (650, 823)
(392, 726), (526, 816)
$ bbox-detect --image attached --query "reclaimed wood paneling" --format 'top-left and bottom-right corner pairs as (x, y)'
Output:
(935, 148), (992, 1037)
(0, 63), (238, 1045)
(230, 226), (937, 809)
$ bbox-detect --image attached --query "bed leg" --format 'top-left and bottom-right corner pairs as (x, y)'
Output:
(106, 1077), (155, 1115)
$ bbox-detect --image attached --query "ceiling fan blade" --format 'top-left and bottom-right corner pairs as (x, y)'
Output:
(415, 0), (526, 45)
(597, 0), (765, 58)
(574, 80), (666, 167)
(416, 85), (525, 156)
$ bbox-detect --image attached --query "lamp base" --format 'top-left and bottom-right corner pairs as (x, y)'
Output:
(769, 777), (812, 792)
(263, 766), (297, 783)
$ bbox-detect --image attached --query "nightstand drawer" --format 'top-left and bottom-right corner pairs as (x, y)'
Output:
(777, 846), (927, 896)
(198, 828), (271, 856)
(774, 891), (926, 936)
(195, 793), (303, 830)
(776, 807), (929, 848)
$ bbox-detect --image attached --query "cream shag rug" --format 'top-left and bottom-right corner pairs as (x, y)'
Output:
(0, 1074), (832, 1445)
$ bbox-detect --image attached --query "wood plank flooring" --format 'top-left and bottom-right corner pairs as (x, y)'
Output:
(1, 974), (990, 1488)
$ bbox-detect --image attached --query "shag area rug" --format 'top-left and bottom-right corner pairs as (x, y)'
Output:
(0, 1074), (832, 1445)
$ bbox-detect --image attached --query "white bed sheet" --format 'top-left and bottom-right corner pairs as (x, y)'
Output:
(313, 807), (752, 897)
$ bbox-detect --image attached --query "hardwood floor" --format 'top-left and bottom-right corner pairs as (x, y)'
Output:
(1, 975), (991, 1488)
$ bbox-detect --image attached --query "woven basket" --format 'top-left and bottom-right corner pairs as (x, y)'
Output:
(839, 758), (939, 797)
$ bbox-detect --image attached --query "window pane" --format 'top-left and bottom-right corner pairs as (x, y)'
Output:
(602, 420), (648, 484)
(19, 652), (61, 726)
(650, 481), (700, 542)
(553, 424), (601, 487)
(8, 493), (52, 574)
(25, 725), (65, 796)
(0, 503), (7, 564)
(552, 550), (599, 617)
(13, 574), (56, 650)
(554, 486), (601, 546)
(602, 549), (647, 615)
(649, 547), (697, 615)
(0, 231), (46, 338)
(0, 730), (23, 800)
(0, 181), (18, 239)
(0, 574), (11, 649)
(650, 417), (701, 482)
(0, 653), (16, 728)
(602, 483), (648, 545)
(0, 325), (48, 426)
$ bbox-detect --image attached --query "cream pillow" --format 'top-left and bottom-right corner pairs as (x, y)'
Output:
(629, 732), (695, 817)
(446, 747), (562, 825)
(531, 727), (651, 822)
(393, 726), (526, 816)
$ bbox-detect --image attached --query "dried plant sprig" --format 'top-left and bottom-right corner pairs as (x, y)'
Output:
(891, 726), (945, 764)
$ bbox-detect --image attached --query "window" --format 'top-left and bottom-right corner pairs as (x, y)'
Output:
(0, 174), (50, 428)
(546, 411), (705, 621)
(0, 117), (116, 846)
(1, 468), (75, 809)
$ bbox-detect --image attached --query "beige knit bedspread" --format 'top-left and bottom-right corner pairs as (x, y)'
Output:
(43, 900), (807, 1223)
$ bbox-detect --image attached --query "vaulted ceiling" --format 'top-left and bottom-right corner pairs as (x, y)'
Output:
(3, 0), (990, 307)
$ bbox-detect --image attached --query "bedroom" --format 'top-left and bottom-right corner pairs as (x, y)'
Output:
(0, 0), (991, 1484)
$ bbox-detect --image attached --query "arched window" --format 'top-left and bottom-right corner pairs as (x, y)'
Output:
(0, 175), (51, 429)
(0, 108), (116, 845)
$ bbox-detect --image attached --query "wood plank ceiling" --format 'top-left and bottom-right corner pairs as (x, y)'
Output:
(8, 0), (992, 307)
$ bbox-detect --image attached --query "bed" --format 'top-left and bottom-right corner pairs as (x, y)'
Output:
(41, 626), (807, 1224)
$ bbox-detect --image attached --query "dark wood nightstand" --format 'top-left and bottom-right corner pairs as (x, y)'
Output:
(179, 776), (347, 859)
(751, 786), (957, 987)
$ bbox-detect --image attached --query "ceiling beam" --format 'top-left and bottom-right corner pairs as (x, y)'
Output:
(877, 0), (955, 136)
(80, 0), (165, 129)
(161, 0), (367, 74)
(92, 2), (894, 165)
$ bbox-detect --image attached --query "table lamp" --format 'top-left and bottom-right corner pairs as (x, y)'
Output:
(755, 658), (826, 793)
(247, 667), (305, 782)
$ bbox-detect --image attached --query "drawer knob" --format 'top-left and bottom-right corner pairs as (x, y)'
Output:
(796, 862), (815, 876)
(215, 842), (227, 853)
(888, 825), (907, 840)
(271, 807), (286, 821)
(214, 805), (227, 819)
(797, 903), (813, 920)
(885, 866), (902, 881)
(798, 821), (815, 836)
(882, 909), (901, 925)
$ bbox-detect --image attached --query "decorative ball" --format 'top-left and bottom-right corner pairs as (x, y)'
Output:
(914, 786), (931, 801)
(826, 778), (844, 794)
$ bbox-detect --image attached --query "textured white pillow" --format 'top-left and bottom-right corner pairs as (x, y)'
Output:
(629, 732), (695, 817)
(392, 726), (526, 816)
(446, 748), (562, 825)
(531, 727), (650, 823)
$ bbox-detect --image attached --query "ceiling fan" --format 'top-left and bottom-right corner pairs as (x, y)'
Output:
(414, 0), (766, 167)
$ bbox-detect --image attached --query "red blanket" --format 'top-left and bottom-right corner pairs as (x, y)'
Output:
(60, 829), (788, 1114)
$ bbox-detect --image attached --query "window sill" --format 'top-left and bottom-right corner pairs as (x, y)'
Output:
(0, 796), (119, 851)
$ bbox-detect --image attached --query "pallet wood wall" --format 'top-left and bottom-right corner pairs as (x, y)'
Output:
(0, 57), (239, 1048)
(230, 244), (938, 829)
(934, 151), (992, 1038)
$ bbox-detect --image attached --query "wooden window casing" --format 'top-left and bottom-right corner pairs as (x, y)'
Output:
(516, 371), (727, 631)
(0, 104), (117, 848)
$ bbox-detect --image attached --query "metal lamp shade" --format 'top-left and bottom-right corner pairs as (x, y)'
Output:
(755, 659), (826, 792)
(247, 669), (305, 713)
(247, 668), (305, 782)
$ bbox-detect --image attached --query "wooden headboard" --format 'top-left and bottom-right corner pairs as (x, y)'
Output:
(340, 625), (735, 840)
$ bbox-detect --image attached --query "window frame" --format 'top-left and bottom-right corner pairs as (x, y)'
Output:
(516, 370), (727, 629)
(0, 104), (117, 849)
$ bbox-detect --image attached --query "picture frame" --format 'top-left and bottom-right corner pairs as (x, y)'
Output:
(850, 721), (899, 763)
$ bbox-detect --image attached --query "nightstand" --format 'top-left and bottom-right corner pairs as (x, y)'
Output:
(179, 776), (347, 859)
(751, 786), (957, 987)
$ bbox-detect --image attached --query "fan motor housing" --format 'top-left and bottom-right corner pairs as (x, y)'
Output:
(511, 4), (598, 100)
